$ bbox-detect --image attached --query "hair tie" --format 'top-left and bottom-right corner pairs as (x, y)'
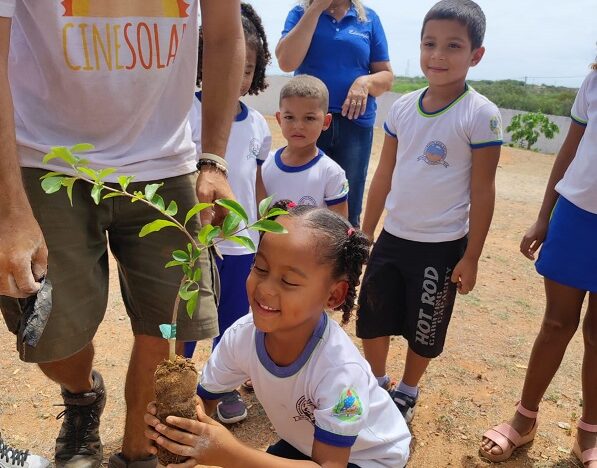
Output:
(347, 227), (355, 237)
(287, 202), (297, 208)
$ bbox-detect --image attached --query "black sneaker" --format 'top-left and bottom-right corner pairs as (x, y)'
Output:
(389, 389), (418, 423)
(54, 370), (106, 468)
(0, 433), (50, 468)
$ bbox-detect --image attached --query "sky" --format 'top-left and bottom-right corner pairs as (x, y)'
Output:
(244, 0), (597, 88)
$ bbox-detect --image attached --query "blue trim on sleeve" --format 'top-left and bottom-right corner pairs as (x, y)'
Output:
(470, 140), (503, 149)
(197, 385), (234, 401)
(325, 194), (349, 206)
(314, 426), (358, 448)
(571, 115), (588, 127)
(383, 122), (397, 138)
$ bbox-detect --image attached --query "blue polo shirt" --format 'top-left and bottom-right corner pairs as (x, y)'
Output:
(281, 5), (390, 128)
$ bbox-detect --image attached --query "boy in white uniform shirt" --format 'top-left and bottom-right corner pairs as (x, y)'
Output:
(262, 75), (349, 218)
(357, 0), (503, 424)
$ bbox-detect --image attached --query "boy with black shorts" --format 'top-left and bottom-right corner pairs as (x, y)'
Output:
(356, 0), (502, 423)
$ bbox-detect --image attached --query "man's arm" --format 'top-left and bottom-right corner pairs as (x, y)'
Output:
(196, 0), (244, 225)
(0, 16), (47, 297)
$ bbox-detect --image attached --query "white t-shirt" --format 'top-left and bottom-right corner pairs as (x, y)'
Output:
(383, 85), (503, 242)
(555, 71), (597, 214)
(2, 0), (198, 182)
(198, 313), (410, 468)
(261, 147), (349, 208)
(190, 93), (271, 255)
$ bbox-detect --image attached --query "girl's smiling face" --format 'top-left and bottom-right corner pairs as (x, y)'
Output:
(246, 216), (347, 335)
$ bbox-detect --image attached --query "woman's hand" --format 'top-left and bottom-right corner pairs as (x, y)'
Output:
(309, 0), (334, 14)
(342, 77), (369, 120)
(144, 402), (240, 466)
(520, 219), (549, 260)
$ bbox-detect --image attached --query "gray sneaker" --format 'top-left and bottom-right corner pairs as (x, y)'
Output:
(216, 390), (247, 424)
(389, 389), (418, 423)
(0, 434), (49, 468)
(54, 370), (106, 468)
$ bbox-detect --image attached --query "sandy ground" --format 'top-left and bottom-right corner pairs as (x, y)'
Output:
(0, 119), (586, 467)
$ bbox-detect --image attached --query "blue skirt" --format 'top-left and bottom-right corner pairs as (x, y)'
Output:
(536, 196), (597, 292)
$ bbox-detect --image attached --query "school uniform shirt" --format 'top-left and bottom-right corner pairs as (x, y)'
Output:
(1, 0), (198, 181)
(555, 71), (597, 214)
(261, 147), (349, 208)
(383, 85), (503, 242)
(281, 5), (389, 128)
(190, 93), (271, 255)
(198, 313), (411, 468)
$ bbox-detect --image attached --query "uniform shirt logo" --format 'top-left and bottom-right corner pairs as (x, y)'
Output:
(293, 395), (316, 425)
(489, 115), (503, 139)
(332, 387), (363, 421)
(298, 195), (317, 206)
(418, 141), (449, 167)
(246, 138), (261, 160)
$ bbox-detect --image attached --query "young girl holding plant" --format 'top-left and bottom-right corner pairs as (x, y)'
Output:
(481, 64), (597, 466)
(183, 2), (272, 424)
(146, 204), (411, 467)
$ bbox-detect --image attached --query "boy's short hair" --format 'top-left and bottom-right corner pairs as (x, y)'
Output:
(422, 0), (486, 50)
(279, 75), (329, 113)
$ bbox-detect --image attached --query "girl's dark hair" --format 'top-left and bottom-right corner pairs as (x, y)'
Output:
(197, 3), (270, 95)
(270, 201), (371, 325)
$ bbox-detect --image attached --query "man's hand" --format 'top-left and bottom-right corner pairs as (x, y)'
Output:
(145, 401), (239, 467)
(196, 167), (235, 226)
(0, 211), (47, 298)
(451, 256), (478, 295)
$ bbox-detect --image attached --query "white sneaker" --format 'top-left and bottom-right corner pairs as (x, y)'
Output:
(0, 435), (50, 468)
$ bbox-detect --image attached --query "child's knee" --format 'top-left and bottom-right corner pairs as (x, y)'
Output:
(540, 315), (579, 342)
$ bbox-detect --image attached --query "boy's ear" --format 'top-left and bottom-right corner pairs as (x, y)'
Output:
(323, 113), (333, 131)
(275, 111), (282, 126)
(470, 46), (485, 67)
(326, 280), (349, 310)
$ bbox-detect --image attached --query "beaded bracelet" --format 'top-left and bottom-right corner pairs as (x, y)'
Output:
(196, 159), (228, 177)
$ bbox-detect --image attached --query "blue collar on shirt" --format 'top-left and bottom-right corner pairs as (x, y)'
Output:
(274, 147), (324, 173)
(256, 313), (327, 378)
(195, 91), (248, 122)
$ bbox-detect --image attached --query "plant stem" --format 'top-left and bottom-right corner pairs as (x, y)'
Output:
(169, 276), (185, 361)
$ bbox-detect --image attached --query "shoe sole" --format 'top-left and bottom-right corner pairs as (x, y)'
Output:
(216, 408), (248, 424)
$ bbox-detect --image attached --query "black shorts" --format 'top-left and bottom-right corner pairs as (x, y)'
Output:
(266, 440), (361, 468)
(356, 230), (467, 358)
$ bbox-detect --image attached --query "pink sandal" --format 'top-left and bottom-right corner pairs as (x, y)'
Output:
(480, 402), (539, 462)
(573, 420), (597, 466)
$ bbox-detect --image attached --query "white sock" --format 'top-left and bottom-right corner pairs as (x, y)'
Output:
(376, 375), (390, 388)
(397, 380), (418, 398)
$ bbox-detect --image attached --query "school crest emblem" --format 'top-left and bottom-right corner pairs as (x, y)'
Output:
(418, 141), (449, 167)
(332, 387), (363, 422)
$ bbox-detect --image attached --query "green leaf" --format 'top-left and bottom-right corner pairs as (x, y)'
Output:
(185, 290), (199, 319)
(144, 183), (163, 202)
(182, 265), (192, 277)
(138, 219), (179, 237)
(227, 235), (256, 252)
(165, 260), (183, 268)
(206, 226), (222, 245)
(216, 199), (248, 223)
(192, 268), (202, 282)
(265, 208), (288, 219)
(91, 184), (103, 205)
(165, 200), (178, 216)
(102, 192), (124, 199)
(172, 250), (189, 262)
(222, 212), (242, 237)
(118, 175), (134, 192)
(251, 220), (287, 234)
(258, 195), (274, 218)
(131, 191), (145, 202)
(98, 168), (116, 180)
(150, 194), (165, 211)
(78, 166), (99, 181)
(70, 143), (95, 153)
(40, 171), (65, 180)
(43, 147), (76, 165)
(41, 176), (65, 194)
(179, 282), (198, 301)
(197, 224), (215, 245)
(184, 203), (213, 226)
(61, 177), (77, 206)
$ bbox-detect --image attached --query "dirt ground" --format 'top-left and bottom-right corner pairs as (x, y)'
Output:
(0, 118), (587, 467)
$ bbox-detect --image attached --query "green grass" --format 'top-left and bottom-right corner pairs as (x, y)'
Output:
(392, 76), (577, 116)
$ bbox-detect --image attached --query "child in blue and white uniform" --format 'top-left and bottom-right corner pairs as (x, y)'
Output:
(183, 3), (272, 425)
(145, 204), (411, 467)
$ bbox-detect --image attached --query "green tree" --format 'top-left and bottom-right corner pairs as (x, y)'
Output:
(506, 112), (560, 150)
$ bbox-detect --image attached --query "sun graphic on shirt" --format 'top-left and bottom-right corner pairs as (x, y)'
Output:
(61, 0), (190, 18)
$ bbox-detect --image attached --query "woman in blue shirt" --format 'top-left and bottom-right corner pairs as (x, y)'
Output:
(276, 0), (393, 227)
